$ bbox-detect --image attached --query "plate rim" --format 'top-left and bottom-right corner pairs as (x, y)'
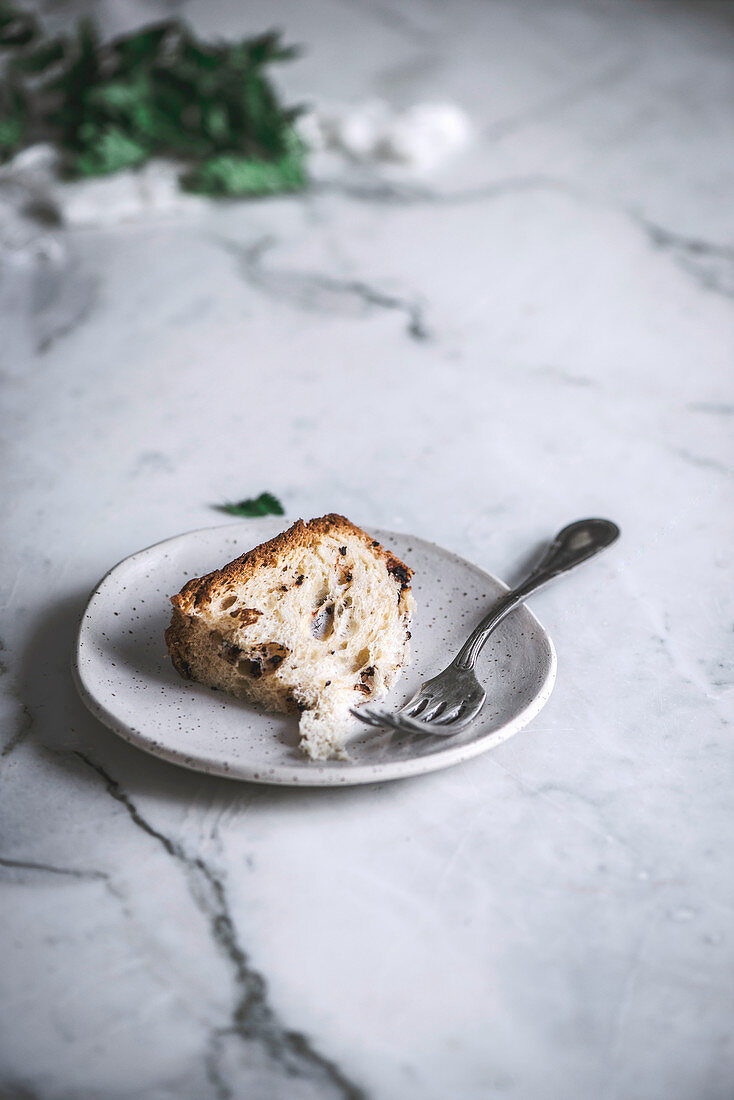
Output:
(73, 521), (557, 787)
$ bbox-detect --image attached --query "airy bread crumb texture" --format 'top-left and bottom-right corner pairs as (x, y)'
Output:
(165, 515), (415, 760)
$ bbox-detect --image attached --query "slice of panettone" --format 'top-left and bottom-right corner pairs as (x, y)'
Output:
(165, 515), (414, 759)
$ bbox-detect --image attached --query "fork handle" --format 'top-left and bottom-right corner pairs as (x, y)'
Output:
(453, 518), (620, 671)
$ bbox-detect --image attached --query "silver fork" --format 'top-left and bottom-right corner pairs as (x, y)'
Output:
(351, 518), (620, 737)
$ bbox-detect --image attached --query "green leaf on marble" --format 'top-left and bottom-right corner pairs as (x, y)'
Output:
(216, 492), (286, 518)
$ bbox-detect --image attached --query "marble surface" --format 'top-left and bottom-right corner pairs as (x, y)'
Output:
(2, 0), (733, 1097)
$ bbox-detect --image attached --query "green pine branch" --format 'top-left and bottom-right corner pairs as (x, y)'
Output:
(0, 3), (307, 196)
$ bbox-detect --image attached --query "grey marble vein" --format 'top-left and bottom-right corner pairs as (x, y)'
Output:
(32, 261), (99, 355)
(318, 172), (574, 208)
(1, 708), (35, 761)
(0, 640), (34, 760)
(671, 446), (733, 481)
(222, 235), (430, 341)
(0, 856), (109, 882)
(73, 752), (367, 1100)
(527, 365), (597, 388)
(335, 0), (434, 42)
(642, 221), (734, 299)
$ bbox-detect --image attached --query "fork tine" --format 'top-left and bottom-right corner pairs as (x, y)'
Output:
(420, 700), (447, 723)
(397, 702), (484, 735)
(430, 704), (464, 725)
(350, 706), (390, 728)
(404, 696), (429, 718)
(352, 702), (479, 737)
(431, 710), (479, 731)
(387, 710), (452, 734)
(367, 709), (416, 734)
(378, 712), (417, 733)
(352, 707), (423, 735)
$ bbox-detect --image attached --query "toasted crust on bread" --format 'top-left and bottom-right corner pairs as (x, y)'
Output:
(170, 514), (412, 616)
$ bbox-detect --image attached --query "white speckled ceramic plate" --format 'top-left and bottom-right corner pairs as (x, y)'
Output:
(73, 521), (556, 786)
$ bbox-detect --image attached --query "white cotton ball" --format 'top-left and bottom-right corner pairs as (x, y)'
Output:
(323, 100), (394, 160)
(378, 102), (472, 171)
